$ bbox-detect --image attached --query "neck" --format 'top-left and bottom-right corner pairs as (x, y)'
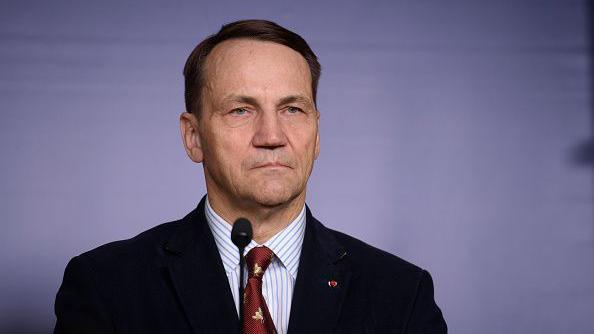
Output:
(207, 191), (306, 244)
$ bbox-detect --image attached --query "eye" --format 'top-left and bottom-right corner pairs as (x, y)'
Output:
(286, 106), (302, 114)
(230, 108), (249, 116)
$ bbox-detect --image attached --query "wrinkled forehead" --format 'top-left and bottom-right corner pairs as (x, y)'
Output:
(202, 39), (313, 104)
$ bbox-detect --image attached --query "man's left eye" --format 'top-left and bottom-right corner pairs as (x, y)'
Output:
(286, 106), (302, 114)
(231, 108), (248, 115)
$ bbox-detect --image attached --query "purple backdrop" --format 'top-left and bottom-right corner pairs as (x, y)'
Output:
(1, 0), (592, 333)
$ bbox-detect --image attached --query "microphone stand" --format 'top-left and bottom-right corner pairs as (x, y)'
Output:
(238, 245), (246, 334)
(231, 218), (253, 334)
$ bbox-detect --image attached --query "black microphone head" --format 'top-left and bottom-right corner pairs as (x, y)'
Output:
(231, 218), (253, 249)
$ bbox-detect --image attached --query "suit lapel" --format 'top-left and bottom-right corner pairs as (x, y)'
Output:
(288, 208), (351, 334)
(164, 198), (239, 334)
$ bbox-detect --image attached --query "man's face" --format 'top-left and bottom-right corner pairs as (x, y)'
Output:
(188, 39), (320, 209)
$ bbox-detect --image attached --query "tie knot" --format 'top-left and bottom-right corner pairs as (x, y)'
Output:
(245, 246), (274, 279)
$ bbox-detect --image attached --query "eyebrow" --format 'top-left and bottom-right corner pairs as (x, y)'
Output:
(221, 94), (313, 108)
(277, 95), (313, 106)
(222, 95), (260, 107)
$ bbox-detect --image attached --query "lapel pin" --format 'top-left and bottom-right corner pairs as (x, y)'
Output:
(328, 280), (338, 288)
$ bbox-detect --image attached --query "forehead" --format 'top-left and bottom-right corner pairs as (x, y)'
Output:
(202, 39), (313, 102)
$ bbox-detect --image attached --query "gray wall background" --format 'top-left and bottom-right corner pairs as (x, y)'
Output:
(1, 0), (592, 333)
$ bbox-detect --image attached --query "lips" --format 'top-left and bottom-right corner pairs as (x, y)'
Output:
(252, 162), (291, 169)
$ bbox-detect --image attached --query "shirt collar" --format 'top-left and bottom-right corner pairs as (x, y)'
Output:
(205, 196), (306, 279)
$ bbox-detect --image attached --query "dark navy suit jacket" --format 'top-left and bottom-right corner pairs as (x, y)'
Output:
(54, 197), (447, 333)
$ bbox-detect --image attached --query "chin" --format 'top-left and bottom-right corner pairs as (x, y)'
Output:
(251, 192), (293, 207)
(250, 182), (302, 208)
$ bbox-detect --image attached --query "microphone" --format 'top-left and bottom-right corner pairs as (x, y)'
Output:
(231, 218), (253, 333)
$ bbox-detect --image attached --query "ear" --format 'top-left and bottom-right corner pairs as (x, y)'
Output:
(180, 112), (204, 163)
(314, 110), (320, 159)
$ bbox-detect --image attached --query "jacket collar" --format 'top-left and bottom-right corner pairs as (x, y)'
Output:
(164, 196), (239, 333)
(287, 206), (351, 334)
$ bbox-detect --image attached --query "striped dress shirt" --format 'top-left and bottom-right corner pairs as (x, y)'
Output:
(205, 197), (306, 334)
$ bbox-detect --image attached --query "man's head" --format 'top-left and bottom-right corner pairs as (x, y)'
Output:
(183, 20), (321, 116)
(180, 20), (321, 212)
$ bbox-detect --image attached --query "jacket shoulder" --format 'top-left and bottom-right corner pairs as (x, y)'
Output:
(76, 219), (183, 268)
(326, 227), (425, 279)
(322, 226), (447, 332)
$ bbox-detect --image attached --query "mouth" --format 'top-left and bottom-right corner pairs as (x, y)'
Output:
(252, 162), (291, 169)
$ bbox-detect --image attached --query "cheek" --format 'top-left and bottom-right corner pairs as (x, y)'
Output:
(290, 127), (318, 167)
(214, 130), (251, 169)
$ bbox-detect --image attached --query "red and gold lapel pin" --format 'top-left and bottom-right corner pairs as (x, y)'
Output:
(327, 280), (338, 288)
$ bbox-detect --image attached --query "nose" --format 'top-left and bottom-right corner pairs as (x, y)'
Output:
(252, 111), (288, 149)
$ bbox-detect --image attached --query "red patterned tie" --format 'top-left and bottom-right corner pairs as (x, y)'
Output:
(243, 246), (276, 334)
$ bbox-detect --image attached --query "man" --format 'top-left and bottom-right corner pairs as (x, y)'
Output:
(54, 20), (447, 334)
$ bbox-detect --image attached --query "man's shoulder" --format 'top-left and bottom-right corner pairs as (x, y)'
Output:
(318, 223), (439, 311)
(322, 224), (426, 279)
(75, 218), (183, 269)
(317, 223), (447, 332)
